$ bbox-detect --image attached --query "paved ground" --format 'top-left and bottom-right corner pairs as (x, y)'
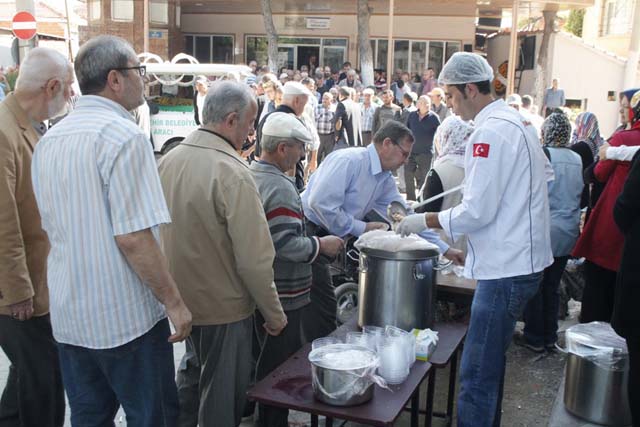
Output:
(0, 300), (581, 427)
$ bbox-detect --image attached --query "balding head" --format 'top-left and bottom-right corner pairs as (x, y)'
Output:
(15, 47), (72, 93)
(14, 47), (74, 122)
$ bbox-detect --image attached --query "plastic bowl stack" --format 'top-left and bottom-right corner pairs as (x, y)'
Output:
(385, 325), (416, 368)
(378, 335), (410, 384)
(312, 337), (342, 350)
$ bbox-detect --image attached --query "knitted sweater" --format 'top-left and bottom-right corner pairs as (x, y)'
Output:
(250, 161), (319, 310)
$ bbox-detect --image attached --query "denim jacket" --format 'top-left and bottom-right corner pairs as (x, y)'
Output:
(547, 147), (583, 256)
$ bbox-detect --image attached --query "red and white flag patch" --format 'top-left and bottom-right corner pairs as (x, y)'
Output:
(473, 143), (490, 158)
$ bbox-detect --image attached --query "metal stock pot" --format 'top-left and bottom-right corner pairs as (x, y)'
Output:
(357, 247), (439, 331)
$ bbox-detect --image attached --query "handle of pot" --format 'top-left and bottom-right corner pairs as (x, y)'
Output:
(414, 263), (426, 280)
(359, 255), (369, 273)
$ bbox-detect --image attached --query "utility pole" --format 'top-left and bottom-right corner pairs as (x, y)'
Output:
(386, 0), (394, 89)
(64, 0), (73, 60)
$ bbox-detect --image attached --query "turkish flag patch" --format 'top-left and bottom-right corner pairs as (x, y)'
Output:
(473, 143), (490, 158)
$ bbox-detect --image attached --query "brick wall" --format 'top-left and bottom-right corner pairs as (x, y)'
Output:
(79, 0), (183, 60)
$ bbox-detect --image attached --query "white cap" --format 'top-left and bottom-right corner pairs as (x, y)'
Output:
(506, 93), (522, 106)
(363, 88), (375, 96)
(279, 72), (288, 80)
(438, 52), (494, 85)
(262, 112), (312, 145)
(282, 81), (312, 97)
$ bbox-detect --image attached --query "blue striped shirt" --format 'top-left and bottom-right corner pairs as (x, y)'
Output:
(31, 95), (170, 349)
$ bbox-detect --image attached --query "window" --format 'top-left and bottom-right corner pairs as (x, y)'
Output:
(370, 39), (458, 79)
(150, 0), (168, 25)
(186, 35), (234, 63)
(89, 0), (101, 21)
(393, 40), (409, 75)
(428, 42), (444, 78)
(602, 0), (634, 35)
(111, 0), (133, 21)
(370, 39), (388, 71)
(176, 5), (180, 27)
(245, 36), (347, 71)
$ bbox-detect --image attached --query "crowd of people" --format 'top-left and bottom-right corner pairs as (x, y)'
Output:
(1, 32), (640, 427)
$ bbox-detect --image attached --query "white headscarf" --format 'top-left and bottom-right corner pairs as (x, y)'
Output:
(433, 115), (474, 168)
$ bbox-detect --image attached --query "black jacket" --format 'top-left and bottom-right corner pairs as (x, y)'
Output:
(611, 151), (640, 339)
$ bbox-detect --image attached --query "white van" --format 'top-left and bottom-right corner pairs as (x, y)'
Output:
(141, 57), (253, 154)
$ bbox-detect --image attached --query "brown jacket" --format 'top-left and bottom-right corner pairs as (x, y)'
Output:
(0, 94), (50, 316)
(158, 129), (286, 327)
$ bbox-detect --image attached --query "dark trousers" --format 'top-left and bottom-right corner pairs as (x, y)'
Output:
(580, 260), (617, 323)
(188, 317), (253, 427)
(303, 221), (337, 342)
(255, 307), (306, 427)
(523, 256), (569, 347)
(627, 337), (640, 427)
(176, 339), (200, 427)
(404, 152), (432, 201)
(0, 314), (64, 427)
(362, 131), (373, 146)
(317, 133), (335, 166)
(57, 319), (178, 427)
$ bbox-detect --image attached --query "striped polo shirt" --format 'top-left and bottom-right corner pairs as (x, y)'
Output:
(31, 95), (170, 349)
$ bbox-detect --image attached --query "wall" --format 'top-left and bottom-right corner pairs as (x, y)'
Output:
(180, 13), (475, 65)
(487, 31), (637, 136)
(582, 0), (632, 59)
(79, 0), (181, 60)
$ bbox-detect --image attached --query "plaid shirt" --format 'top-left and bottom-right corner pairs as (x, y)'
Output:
(360, 103), (377, 132)
(316, 104), (335, 135)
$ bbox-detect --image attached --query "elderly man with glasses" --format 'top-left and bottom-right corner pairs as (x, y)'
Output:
(300, 120), (464, 341)
(31, 35), (192, 426)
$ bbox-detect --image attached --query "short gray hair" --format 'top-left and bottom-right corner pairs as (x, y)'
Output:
(261, 134), (292, 153)
(15, 47), (70, 93)
(202, 80), (255, 125)
(75, 35), (137, 95)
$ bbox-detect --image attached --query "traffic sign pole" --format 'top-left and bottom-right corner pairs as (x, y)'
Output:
(15, 0), (37, 64)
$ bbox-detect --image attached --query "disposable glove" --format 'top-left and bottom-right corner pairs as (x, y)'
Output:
(396, 214), (427, 237)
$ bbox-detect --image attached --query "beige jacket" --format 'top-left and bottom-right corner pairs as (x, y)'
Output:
(0, 94), (50, 316)
(158, 129), (286, 327)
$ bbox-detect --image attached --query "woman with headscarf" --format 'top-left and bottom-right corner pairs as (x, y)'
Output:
(516, 113), (583, 353)
(417, 114), (474, 214)
(611, 90), (640, 426)
(569, 112), (604, 215)
(573, 89), (640, 323)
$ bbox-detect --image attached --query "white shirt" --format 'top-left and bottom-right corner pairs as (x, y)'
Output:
(606, 145), (640, 161)
(32, 96), (169, 349)
(196, 93), (206, 124)
(438, 99), (553, 280)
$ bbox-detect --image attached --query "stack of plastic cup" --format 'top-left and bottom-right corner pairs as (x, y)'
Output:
(377, 335), (410, 384)
(312, 337), (341, 350)
(346, 331), (375, 351)
(385, 325), (416, 367)
(363, 325), (385, 351)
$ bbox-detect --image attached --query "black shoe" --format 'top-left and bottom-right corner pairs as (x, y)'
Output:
(513, 332), (545, 353)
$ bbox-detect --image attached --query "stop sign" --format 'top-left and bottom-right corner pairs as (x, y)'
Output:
(12, 11), (37, 41)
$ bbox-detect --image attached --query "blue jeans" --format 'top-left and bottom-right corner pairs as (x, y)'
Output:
(523, 256), (568, 348)
(57, 319), (178, 427)
(457, 272), (542, 427)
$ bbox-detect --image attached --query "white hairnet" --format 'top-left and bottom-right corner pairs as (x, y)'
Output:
(438, 52), (495, 85)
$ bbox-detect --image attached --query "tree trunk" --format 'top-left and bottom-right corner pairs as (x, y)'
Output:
(533, 10), (556, 110)
(260, 0), (278, 72)
(357, 0), (374, 87)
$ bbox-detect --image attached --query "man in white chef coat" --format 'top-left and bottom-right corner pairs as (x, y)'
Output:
(397, 52), (553, 427)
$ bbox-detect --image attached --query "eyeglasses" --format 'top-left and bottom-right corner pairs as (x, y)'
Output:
(112, 65), (147, 77)
(392, 140), (411, 158)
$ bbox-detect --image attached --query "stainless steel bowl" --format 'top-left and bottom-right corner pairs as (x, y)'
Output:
(308, 344), (378, 406)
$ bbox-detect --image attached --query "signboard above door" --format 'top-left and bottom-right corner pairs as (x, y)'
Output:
(306, 17), (330, 29)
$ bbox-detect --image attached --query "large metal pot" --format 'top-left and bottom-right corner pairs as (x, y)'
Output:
(309, 344), (378, 406)
(564, 352), (632, 426)
(357, 247), (439, 331)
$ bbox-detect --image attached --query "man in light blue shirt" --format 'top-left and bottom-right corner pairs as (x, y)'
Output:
(542, 78), (565, 117)
(31, 35), (192, 426)
(301, 120), (463, 340)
